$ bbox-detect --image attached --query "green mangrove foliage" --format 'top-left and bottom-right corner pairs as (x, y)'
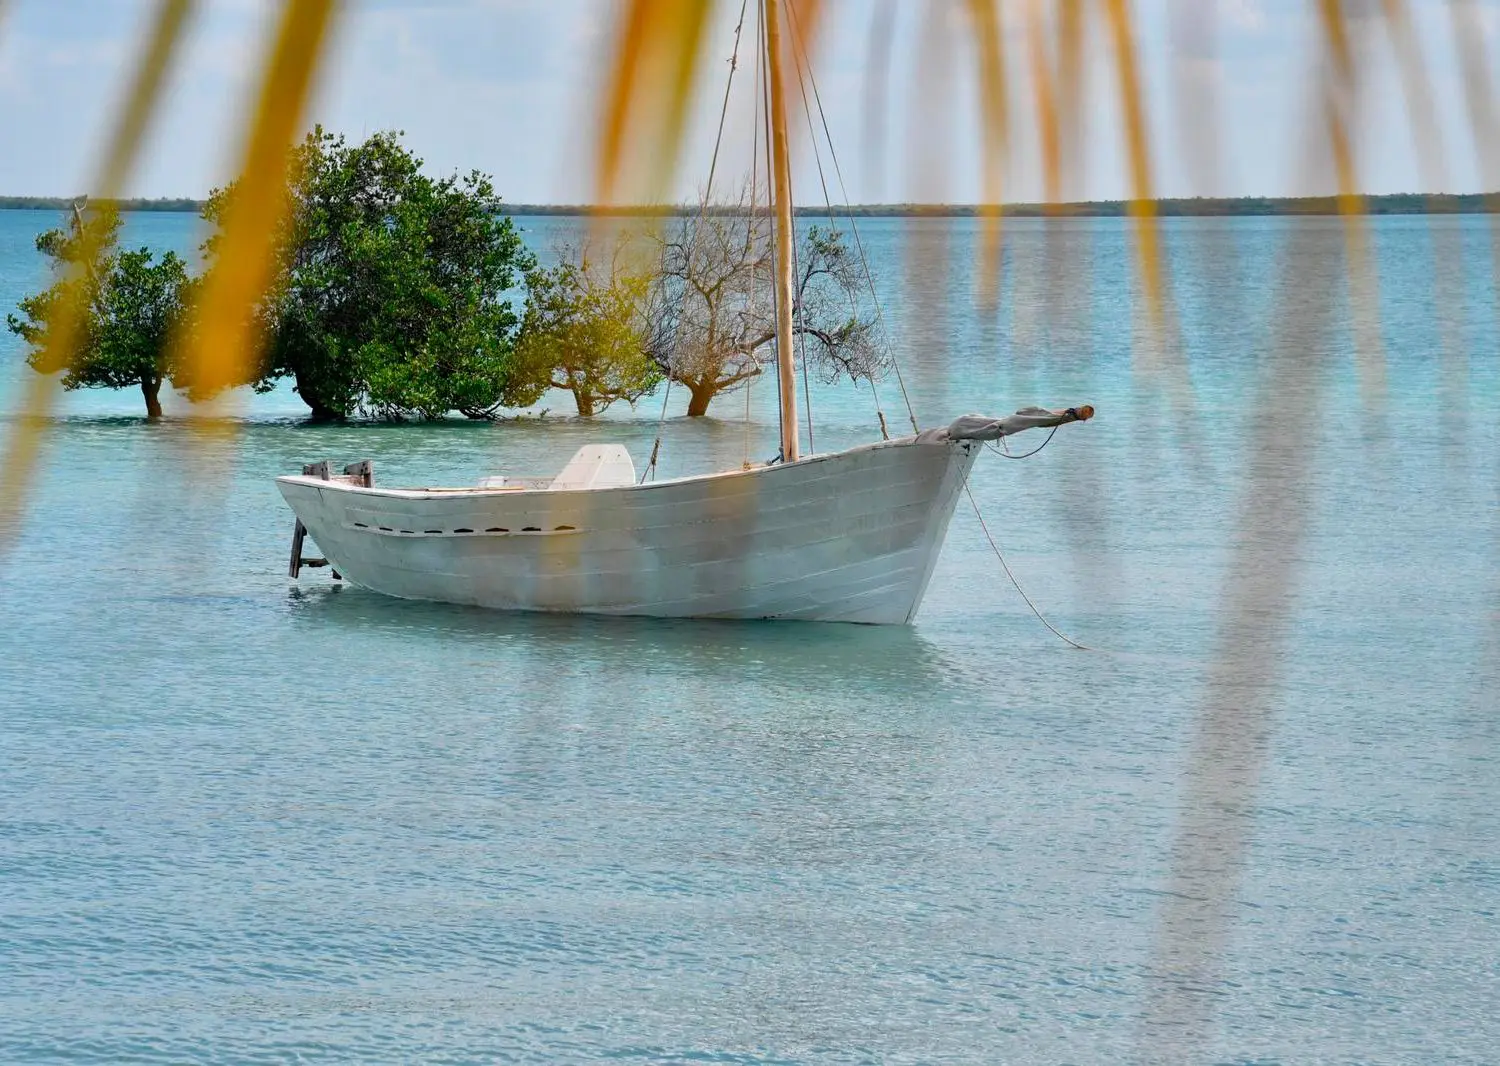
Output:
(508, 249), (661, 417)
(8, 132), (886, 423)
(7, 204), (190, 419)
(205, 127), (534, 420)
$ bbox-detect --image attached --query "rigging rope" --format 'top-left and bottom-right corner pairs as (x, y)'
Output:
(743, 373), (755, 467)
(785, 0), (919, 434)
(789, 230), (816, 454)
(785, 2), (890, 441)
(642, 0), (751, 484)
(744, 0), (764, 470)
(799, 294), (815, 452)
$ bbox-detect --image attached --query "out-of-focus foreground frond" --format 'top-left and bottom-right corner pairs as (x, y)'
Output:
(587, 2), (1499, 1059)
(1, 2), (1496, 1056)
(0, 0), (195, 547)
(0, 0), (340, 547)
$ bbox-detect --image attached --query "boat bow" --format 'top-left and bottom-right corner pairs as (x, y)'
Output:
(914, 405), (1095, 443)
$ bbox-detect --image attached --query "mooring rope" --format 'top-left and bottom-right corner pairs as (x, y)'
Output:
(962, 474), (1089, 651)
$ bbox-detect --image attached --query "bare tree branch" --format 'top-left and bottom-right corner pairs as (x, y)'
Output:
(641, 182), (888, 415)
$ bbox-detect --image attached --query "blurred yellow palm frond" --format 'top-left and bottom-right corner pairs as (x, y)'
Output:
(1055, 0), (1085, 195)
(595, 0), (827, 212)
(1025, 0), (1062, 206)
(595, 0), (714, 210)
(1318, 0), (1359, 212)
(1447, 0), (1500, 294)
(1379, 0), (1465, 407)
(1100, 0), (1165, 336)
(0, 0), (196, 550)
(0, 9), (1491, 1057)
(783, 0), (825, 101)
(177, 0), (341, 408)
(1316, 0), (1386, 401)
(1381, 0), (1443, 193)
(964, 0), (1009, 306)
(1, 0), (1490, 552)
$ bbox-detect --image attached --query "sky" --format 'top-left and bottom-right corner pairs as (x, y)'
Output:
(1, 0), (1498, 204)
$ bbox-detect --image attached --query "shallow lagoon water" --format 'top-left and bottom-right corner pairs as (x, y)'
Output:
(0, 210), (1496, 1062)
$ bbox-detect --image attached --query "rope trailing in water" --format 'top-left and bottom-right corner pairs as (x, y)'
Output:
(962, 477), (1089, 651)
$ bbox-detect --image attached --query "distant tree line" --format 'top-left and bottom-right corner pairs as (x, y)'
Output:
(445, 194), (1500, 217)
(6, 193), (1500, 217)
(0, 196), (205, 212)
(7, 129), (880, 421)
(19, 129), (1490, 422)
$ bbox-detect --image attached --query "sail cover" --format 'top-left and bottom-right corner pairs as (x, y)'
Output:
(915, 406), (1095, 444)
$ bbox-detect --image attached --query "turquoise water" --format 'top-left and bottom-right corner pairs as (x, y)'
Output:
(1, 209), (1496, 1062)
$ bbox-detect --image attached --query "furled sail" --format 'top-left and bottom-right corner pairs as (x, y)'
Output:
(915, 406), (1095, 443)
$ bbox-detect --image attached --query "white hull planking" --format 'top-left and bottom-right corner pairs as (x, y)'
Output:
(276, 437), (980, 624)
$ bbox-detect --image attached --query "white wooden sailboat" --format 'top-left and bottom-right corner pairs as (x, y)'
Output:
(276, 0), (1093, 624)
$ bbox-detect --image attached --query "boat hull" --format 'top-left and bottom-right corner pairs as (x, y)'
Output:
(276, 438), (978, 624)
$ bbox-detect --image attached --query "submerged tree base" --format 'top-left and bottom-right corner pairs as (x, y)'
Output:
(141, 379), (163, 420)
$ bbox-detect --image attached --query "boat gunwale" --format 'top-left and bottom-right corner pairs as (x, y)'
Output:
(274, 436), (955, 502)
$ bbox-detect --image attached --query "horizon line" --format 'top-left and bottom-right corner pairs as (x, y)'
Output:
(2, 191), (1497, 217)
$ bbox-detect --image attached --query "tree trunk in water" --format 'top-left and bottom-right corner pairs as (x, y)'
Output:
(574, 391), (595, 417)
(685, 381), (717, 417)
(141, 378), (163, 420)
(294, 367), (345, 422)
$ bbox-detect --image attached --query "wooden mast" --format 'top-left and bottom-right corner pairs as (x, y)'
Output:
(764, 0), (800, 463)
